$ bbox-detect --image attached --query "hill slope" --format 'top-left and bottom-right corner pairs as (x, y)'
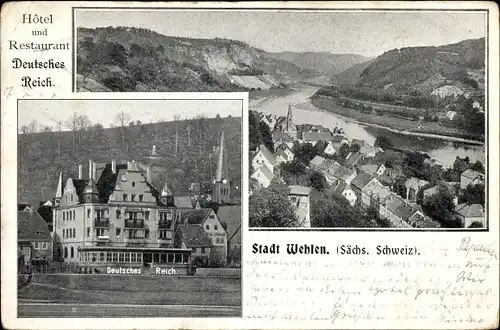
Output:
(18, 117), (242, 207)
(332, 59), (375, 86)
(76, 27), (319, 92)
(270, 52), (371, 76)
(351, 38), (485, 95)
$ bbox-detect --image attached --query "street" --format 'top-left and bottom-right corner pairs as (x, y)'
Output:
(18, 301), (241, 317)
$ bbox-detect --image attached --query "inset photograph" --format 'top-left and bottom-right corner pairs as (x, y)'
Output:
(17, 98), (242, 317)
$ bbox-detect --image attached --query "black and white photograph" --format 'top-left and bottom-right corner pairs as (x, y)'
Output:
(17, 98), (242, 317)
(73, 9), (487, 230)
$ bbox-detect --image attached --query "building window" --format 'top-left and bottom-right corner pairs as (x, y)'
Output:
(87, 209), (90, 218)
(214, 225), (218, 230)
(116, 228), (121, 237)
(70, 195), (73, 203)
(73, 210), (75, 219)
(70, 247), (74, 258)
(63, 229), (65, 239)
(116, 209), (121, 218)
(145, 229), (149, 239)
(64, 247), (68, 258)
(63, 212), (65, 221)
(192, 247), (196, 252)
(201, 247), (206, 253)
(145, 211), (149, 220)
(131, 194), (136, 201)
(139, 195), (143, 202)
(96, 228), (105, 236)
(73, 228), (76, 238)
(206, 224), (210, 230)
(123, 194), (128, 201)
(87, 227), (90, 237)
(132, 182), (135, 187)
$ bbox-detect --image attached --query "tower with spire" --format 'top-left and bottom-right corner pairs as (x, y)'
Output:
(285, 103), (296, 134)
(54, 171), (63, 207)
(212, 131), (231, 204)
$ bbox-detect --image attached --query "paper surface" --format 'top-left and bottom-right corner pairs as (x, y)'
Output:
(1, 2), (499, 329)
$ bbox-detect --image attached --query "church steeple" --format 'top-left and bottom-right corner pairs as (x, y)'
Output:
(213, 131), (230, 204)
(285, 103), (295, 133)
(54, 171), (63, 207)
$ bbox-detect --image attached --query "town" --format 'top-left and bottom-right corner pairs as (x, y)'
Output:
(249, 104), (485, 229)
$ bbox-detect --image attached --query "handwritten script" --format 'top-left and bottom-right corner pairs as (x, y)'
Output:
(244, 237), (498, 328)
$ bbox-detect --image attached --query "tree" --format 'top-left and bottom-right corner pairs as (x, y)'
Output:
(41, 125), (53, 132)
(471, 160), (485, 173)
(374, 136), (393, 149)
(249, 111), (263, 151)
(337, 143), (351, 160)
(115, 111), (131, 149)
(76, 115), (91, 142)
(460, 184), (485, 206)
(350, 143), (361, 153)
(259, 121), (274, 153)
(468, 221), (483, 228)
(292, 142), (317, 165)
(422, 186), (458, 227)
(309, 171), (327, 191)
(249, 182), (299, 227)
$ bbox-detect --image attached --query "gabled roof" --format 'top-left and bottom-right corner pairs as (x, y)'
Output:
(327, 164), (356, 182)
(315, 140), (329, 153)
(174, 196), (195, 208)
(274, 149), (288, 160)
(317, 159), (337, 172)
(345, 152), (364, 168)
(454, 203), (484, 218)
(360, 164), (379, 175)
(255, 144), (276, 166)
(351, 172), (375, 190)
(331, 135), (347, 143)
(276, 143), (292, 153)
(332, 182), (350, 196)
(461, 169), (484, 180)
(310, 155), (326, 168)
(217, 205), (241, 245)
(394, 203), (419, 221)
(385, 194), (405, 213)
(18, 209), (52, 241)
(252, 165), (274, 182)
(180, 209), (212, 225)
(288, 185), (312, 196)
(302, 132), (334, 142)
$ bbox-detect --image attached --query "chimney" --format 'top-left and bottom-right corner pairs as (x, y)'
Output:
(78, 165), (83, 179)
(92, 162), (97, 181)
(88, 160), (93, 179)
(111, 160), (116, 174)
(146, 165), (151, 183)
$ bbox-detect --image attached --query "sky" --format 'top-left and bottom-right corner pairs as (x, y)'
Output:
(18, 99), (243, 131)
(75, 9), (486, 57)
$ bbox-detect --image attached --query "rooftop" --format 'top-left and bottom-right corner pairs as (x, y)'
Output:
(288, 185), (312, 196)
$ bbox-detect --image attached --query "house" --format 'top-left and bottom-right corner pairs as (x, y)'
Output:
(358, 178), (385, 209)
(310, 155), (326, 168)
(272, 131), (295, 150)
(332, 182), (357, 206)
(351, 172), (380, 207)
(423, 183), (458, 205)
(302, 132), (334, 144)
(460, 169), (485, 189)
(251, 165), (274, 188)
(217, 205), (241, 267)
(407, 213), (441, 228)
(345, 152), (364, 168)
(404, 177), (429, 201)
(275, 143), (294, 163)
(252, 144), (276, 173)
(259, 113), (276, 130)
(179, 208), (228, 267)
(360, 164), (386, 177)
(18, 204), (53, 266)
(453, 203), (484, 228)
(288, 185), (312, 227)
(315, 140), (336, 156)
(326, 163), (357, 185)
(359, 146), (379, 158)
(317, 159), (338, 173)
(379, 193), (413, 228)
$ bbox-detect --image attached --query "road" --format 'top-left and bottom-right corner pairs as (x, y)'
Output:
(18, 301), (241, 317)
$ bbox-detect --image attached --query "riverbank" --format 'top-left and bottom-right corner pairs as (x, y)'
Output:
(310, 96), (484, 145)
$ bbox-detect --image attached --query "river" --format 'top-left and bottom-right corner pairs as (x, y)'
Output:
(249, 88), (486, 168)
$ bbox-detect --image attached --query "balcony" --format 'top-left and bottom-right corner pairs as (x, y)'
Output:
(94, 218), (110, 228)
(124, 219), (145, 228)
(157, 220), (173, 229)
